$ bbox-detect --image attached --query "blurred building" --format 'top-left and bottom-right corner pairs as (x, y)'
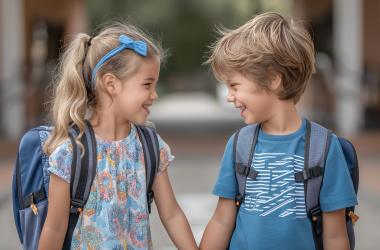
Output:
(294, 0), (380, 135)
(0, 0), (87, 139)
(0, 0), (379, 139)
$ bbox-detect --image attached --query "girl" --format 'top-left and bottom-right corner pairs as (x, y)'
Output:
(38, 23), (198, 250)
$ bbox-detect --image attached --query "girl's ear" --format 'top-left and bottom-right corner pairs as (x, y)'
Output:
(102, 73), (118, 95)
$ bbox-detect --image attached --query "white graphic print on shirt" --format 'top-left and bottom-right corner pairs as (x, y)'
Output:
(242, 153), (307, 219)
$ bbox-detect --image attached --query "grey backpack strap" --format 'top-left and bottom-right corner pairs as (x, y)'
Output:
(297, 120), (332, 250)
(136, 124), (160, 214)
(63, 122), (97, 250)
(233, 124), (260, 206)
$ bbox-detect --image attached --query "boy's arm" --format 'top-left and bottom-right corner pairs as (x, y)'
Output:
(152, 169), (198, 250)
(322, 208), (350, 250)
(199, 197), (237, 250)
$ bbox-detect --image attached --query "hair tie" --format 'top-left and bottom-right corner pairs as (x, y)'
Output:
(87, 37), (93, 46)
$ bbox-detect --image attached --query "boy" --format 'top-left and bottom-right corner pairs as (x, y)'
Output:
(200, 13), (357, 250)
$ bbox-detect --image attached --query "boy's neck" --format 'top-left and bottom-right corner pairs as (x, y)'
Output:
(260, 100), (302, 136)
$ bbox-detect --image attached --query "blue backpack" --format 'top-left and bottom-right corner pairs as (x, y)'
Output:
(233, 120), (359, 250)
(12, 122), (160, 250)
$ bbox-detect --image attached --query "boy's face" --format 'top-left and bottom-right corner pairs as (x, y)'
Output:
(225, 71), (280, 125)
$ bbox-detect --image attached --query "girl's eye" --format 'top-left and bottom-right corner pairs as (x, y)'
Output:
(144, 83), (151, 87)
(230, 84), (237, 87)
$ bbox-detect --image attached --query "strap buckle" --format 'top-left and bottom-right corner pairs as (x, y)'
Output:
(295, 166), (324, 183)
(70, 206), (82, 214)
(147, 190), (154, 214)
(309, 206), (323, 235)
(310, 206), (322, 220)
(71, 198), (84, 208)
(235, 194), (243, 207)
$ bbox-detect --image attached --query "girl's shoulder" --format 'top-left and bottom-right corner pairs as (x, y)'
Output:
(50, 138), (73, 160)
(48, 138), (73, 183)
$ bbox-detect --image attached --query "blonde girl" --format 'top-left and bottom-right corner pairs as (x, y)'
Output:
(38, 23), (198, 250)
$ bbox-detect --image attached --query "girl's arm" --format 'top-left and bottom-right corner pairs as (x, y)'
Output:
(152, 169), (198, 250)
(322, 208), (350, 250)
(38, 174), (70, 250)
(199, 197), (237, 250)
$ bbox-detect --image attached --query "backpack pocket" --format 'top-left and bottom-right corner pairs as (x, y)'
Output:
(19, 199), (48, 250)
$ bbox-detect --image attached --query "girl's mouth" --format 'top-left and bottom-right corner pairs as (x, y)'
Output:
(142, 105), (150, 114)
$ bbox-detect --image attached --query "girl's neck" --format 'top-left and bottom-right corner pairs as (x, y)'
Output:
(89, 112), (131, 142)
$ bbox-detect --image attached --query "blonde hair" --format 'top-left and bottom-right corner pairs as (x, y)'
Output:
(43, 22), (168, 156)
(204, 12), (316, 104)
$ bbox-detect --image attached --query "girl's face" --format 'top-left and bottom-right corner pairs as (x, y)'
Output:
(225, 71), (280, 125)
(107, 60), (160, 124)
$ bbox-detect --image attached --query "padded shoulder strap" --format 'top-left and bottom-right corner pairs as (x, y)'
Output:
(234, 124), (260, 198)
(135, 124), (160, 213)
(63, 122), (97, 250)
(305, 120), (332, 212)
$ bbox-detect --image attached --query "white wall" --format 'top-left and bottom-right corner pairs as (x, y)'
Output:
(0, 0), (25, 138)
(334, 0), (363, 136)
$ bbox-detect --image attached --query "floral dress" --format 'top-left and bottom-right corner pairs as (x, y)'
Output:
(48, 123), (174, 250)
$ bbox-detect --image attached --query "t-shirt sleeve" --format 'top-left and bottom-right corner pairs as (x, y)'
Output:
(156, 134), (174, 176)
(319, 134), (358, 212)
(47, 138), (73, 183)
(212, 134), (238, 199)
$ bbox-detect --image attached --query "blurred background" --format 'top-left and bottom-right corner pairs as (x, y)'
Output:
(0, 0), (379, 249)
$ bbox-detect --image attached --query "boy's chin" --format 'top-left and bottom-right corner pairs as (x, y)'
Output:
(243, 117), (255, 125)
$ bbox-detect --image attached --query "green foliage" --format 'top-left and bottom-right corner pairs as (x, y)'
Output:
(87, 0), (290, 89)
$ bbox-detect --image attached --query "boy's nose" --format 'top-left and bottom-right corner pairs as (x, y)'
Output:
(226, 93), (235, 103)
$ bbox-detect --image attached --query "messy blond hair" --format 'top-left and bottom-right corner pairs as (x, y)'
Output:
(204, 12), (316, 104)
(43, 22), (168, 156)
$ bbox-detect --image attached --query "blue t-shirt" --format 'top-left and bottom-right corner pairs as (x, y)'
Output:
(212, 118), (358, 250)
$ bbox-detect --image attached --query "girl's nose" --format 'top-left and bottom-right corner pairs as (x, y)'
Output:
(151, 90), (158, 101)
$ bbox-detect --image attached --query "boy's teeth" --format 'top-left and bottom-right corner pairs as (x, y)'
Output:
(240, 107), (245, 110)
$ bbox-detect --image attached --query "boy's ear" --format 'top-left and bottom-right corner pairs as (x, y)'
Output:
(102, 73), (118, 95)
(270, 74), (282, 92)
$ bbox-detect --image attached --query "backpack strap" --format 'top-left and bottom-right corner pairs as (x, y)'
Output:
(233, 124), (260, 206)
(297, 119), (332, 250)
(63, 122), (97, 250)
(135, 124), (160, 214)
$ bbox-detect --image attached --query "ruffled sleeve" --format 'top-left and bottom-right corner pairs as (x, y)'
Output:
(47, 138), (73, 183)
(156, 134), (174, 175)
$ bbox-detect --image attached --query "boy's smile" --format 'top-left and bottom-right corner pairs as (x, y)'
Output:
(225, 71), (281, 125)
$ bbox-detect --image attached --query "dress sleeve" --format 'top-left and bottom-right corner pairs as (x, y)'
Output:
(319, 134), (358, 212)
(212, 133), (239, 199)
(47, 138), (73, 183)
(156, 134), (175, 175)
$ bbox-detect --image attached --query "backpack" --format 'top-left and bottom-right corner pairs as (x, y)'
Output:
(12, 122), (160, 250)
(233, 119), (359, 250)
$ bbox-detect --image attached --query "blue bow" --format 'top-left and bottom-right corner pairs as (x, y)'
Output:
(91, 35), (148, 88)
(119, 35), (147, 56)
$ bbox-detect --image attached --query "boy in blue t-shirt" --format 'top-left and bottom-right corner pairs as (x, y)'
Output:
(200, 13), (357, 250)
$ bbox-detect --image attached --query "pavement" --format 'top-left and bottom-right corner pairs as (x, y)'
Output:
(0, 93), (379, 249)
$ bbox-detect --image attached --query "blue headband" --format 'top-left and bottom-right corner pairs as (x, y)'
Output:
(91, 35), (147, 89)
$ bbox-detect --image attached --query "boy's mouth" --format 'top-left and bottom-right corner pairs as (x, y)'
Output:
(142, 104), (151, 114)
(239, 107), (246, 117)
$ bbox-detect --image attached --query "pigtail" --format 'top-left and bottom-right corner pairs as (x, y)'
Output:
(43, 33), (91, 156)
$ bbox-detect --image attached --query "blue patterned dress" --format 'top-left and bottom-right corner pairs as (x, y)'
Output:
(48, 123), (174, 250)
